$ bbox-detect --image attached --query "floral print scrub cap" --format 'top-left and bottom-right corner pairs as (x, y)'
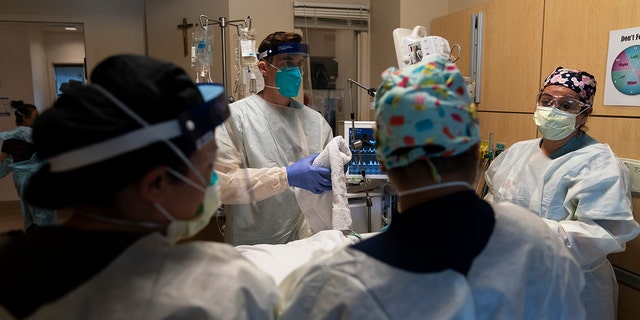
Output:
(374, 55), (479, 171)
(542, 66), (597, 105)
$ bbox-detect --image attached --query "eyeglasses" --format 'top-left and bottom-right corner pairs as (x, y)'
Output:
(536, 92), (590, 114)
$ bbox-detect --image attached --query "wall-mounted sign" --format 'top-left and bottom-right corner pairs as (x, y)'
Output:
(604, 27), (640, 106)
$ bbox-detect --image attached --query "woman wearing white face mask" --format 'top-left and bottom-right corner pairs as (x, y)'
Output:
(0, 55), (280, 319)
(484, 66), (640, 320)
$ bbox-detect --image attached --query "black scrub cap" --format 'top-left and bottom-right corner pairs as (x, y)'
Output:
(24, 54), (229, 208)
(32, 54), (229, 164)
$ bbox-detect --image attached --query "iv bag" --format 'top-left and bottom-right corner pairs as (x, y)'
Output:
(192, 24), (214, 83)
(234, 28), (260, 99)
(238, 27), (257, 63)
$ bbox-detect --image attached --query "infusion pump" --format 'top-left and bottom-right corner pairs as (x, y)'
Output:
(392, 26), (474, 100)
(392, 26), (460, 69)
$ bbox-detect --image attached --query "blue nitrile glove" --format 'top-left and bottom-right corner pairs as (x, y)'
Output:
(286, 153), (332, 194)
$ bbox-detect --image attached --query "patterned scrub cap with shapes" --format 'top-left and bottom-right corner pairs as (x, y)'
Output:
(374, 55), (480, 170)
(542, 66), (597, 105)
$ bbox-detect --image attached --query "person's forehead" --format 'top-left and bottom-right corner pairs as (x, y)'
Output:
(542, 85), (579, 98)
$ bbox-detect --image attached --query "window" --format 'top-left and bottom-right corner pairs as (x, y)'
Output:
(53, 63), (85, 97)
(294, 2), (371, 134)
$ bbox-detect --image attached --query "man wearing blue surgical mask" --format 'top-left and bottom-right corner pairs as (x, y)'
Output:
(215, 31), (334, 245)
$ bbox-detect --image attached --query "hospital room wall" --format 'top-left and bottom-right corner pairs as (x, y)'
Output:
(433, 0), (640, 150)
(0, 0), (333, 203)
(0, 25), (35, 202)
(146, 0), (371, 105)
(365, 0), (490, 97)
(0, 0), (146, 73)
(434, 0), (640, 318)
(0, 25), (85, 202)
(146, 0), (311, 87)
(366, 0), (449, 120)
(0, 0), (147, 203)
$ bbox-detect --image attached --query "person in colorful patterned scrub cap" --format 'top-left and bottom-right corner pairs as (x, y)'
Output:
(484, 66), (640, 320)
(279, 56), (586, 320)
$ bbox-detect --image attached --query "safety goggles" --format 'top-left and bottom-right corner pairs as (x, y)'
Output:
(536, 92), (590, 114)
(47, 83), (229, 173)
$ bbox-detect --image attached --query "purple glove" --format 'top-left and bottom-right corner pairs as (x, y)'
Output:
(286, 153), (332, 194)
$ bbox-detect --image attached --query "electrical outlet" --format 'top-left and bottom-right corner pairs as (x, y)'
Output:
(620, 158), (640, 194)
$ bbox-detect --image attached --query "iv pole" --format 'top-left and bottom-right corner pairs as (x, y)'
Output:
(200, 15), (251, 102)
(347, 78), (377, 232)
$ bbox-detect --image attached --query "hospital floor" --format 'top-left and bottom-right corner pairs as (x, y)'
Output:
(0, 201), (27, 233)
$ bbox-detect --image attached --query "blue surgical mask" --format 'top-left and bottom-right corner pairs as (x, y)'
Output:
(265, 61), (302, 97)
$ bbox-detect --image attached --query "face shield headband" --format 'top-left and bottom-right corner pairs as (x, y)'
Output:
(257, 42), (309, 60)
(46, 83), (229, 176)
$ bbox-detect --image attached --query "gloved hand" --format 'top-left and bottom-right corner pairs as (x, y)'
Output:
(286, 153), (332, 194)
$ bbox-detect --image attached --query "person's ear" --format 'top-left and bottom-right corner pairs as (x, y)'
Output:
(258, 60), (269, 78)
(576, 110), (590, 128)
(139, 166), (169, 204)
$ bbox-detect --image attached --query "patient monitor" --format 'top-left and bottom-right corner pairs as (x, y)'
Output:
(343, 120), (387, 183)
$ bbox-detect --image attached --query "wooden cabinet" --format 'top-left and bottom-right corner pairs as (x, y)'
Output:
(477, 112), (538, 147)
(432, 0), (544, 113)
(542, 0), (640, 117)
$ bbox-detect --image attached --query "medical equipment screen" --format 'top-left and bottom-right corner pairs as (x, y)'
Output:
(344, 121), (387, 180)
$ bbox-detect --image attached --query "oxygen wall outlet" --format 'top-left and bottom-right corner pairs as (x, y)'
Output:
(620, 158), (640, 194)
(464, 77), (475, 101)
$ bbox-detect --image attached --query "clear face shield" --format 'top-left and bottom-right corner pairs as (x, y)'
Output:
(47, 83), (229, 175)
(46, 83), (230, 238)
(257, 42), (310, 62)
(215, 43), (320, 244)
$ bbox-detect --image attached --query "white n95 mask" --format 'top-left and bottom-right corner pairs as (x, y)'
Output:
(155, 169), (222, 242)
(533, 106), (584, 141)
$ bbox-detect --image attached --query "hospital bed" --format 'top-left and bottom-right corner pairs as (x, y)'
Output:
(236, 230), (377, 285)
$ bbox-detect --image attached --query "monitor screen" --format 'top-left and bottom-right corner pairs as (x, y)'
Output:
(343, 121), (387, 181)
